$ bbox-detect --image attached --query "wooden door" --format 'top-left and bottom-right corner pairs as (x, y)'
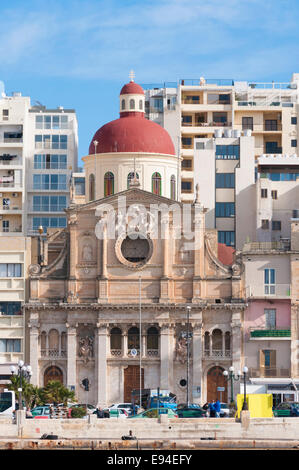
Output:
(124, 366), (144, 403)
(207, 366), (227, 402)
(44, 366), (63, 386)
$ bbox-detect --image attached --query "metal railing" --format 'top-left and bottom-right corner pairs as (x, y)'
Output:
(204, 349), (232, 358)
(245, 284), (291, 298)
(110, 349), (159, 357)
(182, 121), (231, 127)
(41, 348), (67, 358)
(180, 79), (234, 86)
(243, 241), (291, 251)
(249, 367), (290, 378)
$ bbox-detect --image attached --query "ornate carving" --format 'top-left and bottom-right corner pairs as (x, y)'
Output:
(78, 336), (94, 362)
(175, 333), (188, 364)
(82, 244), (93, 262)
(28, 264), (41, 276)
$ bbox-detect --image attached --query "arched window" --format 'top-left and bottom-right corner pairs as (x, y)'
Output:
(152, 172), (162, 195)
(212, 329), (222, 352)
(225, 332), (231, 353)
(41, 331), (47, 355)
(130, 99), (135, 110)
(170, 175), (176, 199)
(49, 329), (59, 356)
(139, 100), (143, 110)
(61, 332), (67, 356)
(127, 171), (139, 188)
(121, 99), (126, 110)
(128, 327), (139, 350)
(89, 173), (95, 201)
(104, 171), (114, 196)
(147, 327), (159, 351)
(204, 331), (210, 353)
(110, 327), (122, 351)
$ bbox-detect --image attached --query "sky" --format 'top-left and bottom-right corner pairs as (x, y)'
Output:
(1, 0), (298, 164)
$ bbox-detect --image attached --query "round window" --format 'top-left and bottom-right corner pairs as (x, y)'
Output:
(179, 379), (187, 387)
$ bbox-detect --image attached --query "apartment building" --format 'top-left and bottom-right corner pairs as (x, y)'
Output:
(0, 83), (78, 387)
(241, 221), (299, 405)
(193, 133), (256, 249)
(144, 73), (299, 204)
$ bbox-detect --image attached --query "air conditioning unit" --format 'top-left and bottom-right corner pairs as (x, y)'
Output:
(8, 170), (13, 175)
(12, 193), (18, 197)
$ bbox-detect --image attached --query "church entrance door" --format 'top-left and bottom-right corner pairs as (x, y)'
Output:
(44, 366), (63, 386)
(124, 366), (144, 403)
(207, 366), (227, 402)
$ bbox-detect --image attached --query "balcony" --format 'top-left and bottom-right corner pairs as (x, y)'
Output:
(249, 367), (290, 378)
(182, 121), (232, 128)
(246, 284), (291, 299)
(243, 240), (291, 252)
(204, 349), (232, 359)
(41, 348), (67, 358)
(109, 348), (160, 358)
(250, 327), (291, 339)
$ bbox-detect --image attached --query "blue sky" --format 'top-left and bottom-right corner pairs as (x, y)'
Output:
(1, 0), (298, 164)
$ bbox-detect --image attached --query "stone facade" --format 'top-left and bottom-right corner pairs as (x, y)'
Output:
(25, 187), (245, 406)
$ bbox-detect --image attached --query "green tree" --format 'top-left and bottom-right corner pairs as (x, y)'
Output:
(43, 381), (75, 405)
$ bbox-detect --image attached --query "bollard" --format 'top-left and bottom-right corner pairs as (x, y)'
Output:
(158, 414), (169, 424)
(240, 410), (250, 430)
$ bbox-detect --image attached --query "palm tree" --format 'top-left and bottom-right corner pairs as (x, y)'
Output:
(43, 381), (75, 405)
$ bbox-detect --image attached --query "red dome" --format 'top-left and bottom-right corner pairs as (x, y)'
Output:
(89, 114), (175, 155)
(120, 81), (144, 95)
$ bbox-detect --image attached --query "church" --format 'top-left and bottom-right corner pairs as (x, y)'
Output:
(25, 78), (245, 406)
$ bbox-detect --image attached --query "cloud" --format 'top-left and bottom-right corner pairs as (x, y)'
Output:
(0, 0), (298, 81)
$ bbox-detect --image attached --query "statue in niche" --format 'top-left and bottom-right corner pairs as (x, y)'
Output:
(78, 336), (94, 363)
(175, 333), (188, 364)
(82, 244), (92, 262)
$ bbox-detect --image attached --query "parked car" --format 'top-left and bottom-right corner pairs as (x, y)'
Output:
(108, 403), (140, 416)
(273, 402), (299, 417)
(219, 403), (230, 417)
(177, 403), (201, 410)
(31, 406), (50, 419)
(106, 408), (128, 418)
(177, 406), (207, 418)
(128, 408), (178, 418)
(70, 404), (96, 415)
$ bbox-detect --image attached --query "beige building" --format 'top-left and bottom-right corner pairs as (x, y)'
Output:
(25, 80), (246, 406)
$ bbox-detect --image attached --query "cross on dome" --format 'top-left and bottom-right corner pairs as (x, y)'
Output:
(129, 70), (135, 82)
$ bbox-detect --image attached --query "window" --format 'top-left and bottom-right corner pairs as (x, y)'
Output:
(139, 100), (143, 110)
(147, 327), (159, 350)
(291, 139), (297, 147)
(195, 142), (205, 150)
(129, 99), (135, 110)
(265, 141), (281, 153)
(34, 154), (67, 170)
(0, 264), (22, 277)
(0, 302), (22, 315)
(32, 217), (67, 231)
(2, 109), (8, 121)
(182, 115), (192, 125)
(182, 137), (192, 148)
(33, 174), (67, 190)
(181, 180), (192, 193)
(74, 177), (85, 196)
(216, 145), (239, 160)
(264, 268), (275, 295)
(104, 172), (114, 196)
(261, 188), (268, 198)
(182, 159), (192, 169)
(127, 172), (139, 188)
(110, 328), (122, 350)
(215, 173), (235, 188)
(170, 175), (176, 199)
(0, 339), (21, 353)
(152, 172), (162, 195)
(260, 349), (276, 370)
(213, 112), (227, 124)
(271, 190), (278, 200)
(33, 196), (67, 212)
(2, 221), (9, 233)
(89, 174), (95, 200)
(291, 116), (297, 125)
(121, 99), (125, 110)
(128, 327), (139, 350)
(242, 117), (253, 130)
(261, 219), (269, 229)
(292, 210), (299, 219)
(215, 202), (235, 217)
(153, 99), (163, 111)
(35, 135), (67, 149)
(272, 220), (281, 230)
(35, 115), (68, 129)
(218, 231), (235, 247)
(265, 309), (276, 329)
(265, 120), (278, 131)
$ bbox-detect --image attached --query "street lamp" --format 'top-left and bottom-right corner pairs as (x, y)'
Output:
(241, 366), (249, 411)
(223, 366), (240, 404)
(186, 305), (191, 407)
(10, 361), (32, 411)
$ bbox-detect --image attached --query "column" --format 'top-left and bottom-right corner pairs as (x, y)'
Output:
(159, 324), (174, 389)
(142, 330), (146, 359)
(96, 322), (108, 407)
(98, 223), (108, 302)
(122, 329), (128, 358)
(66, 323), (77, 389)
(231, 311), (242, 373)
(192, 317), (203, 403)
(28, 313), (39, 386)
(160, 215), (171, 302)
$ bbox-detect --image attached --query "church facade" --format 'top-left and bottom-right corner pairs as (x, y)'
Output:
(25, 79), (246, 406)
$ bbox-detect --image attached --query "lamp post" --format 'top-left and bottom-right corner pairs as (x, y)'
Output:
(223, 365), (249, 410)
(223, 366), (240, 404)
(186, 305), (191, 407)
(10, 361), (32, 411)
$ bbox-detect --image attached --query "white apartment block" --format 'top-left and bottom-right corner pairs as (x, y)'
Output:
(144, 73), (299, 203)
(193, 133), (256, 250)
(0, 82), (78, 387)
